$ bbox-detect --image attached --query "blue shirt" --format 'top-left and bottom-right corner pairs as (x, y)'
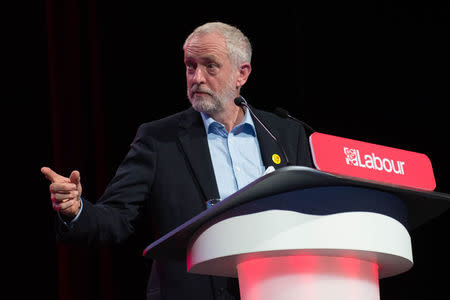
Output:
(201, 109), (265, 200)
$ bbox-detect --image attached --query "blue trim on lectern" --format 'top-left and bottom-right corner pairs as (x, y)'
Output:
(213, 186), (408, 228)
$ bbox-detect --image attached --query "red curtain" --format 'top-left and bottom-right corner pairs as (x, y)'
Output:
(46, 1), (113, 299)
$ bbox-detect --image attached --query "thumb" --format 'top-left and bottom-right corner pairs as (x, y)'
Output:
(69, 170), (81, 185)
(41, 167), (65, 183)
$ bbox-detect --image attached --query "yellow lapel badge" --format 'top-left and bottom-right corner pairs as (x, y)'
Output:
(272, 153), (281, 164)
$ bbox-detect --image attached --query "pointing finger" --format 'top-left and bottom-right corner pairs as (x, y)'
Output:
(41, 167), (67, 183)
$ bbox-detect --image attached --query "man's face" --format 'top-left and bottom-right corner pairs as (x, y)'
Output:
(184, 32), (238, 115)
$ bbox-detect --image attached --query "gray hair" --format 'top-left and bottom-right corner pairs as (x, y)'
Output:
(183, 22), (252, 67)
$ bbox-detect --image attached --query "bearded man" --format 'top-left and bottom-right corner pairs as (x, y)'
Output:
(42, 22), (313, 300)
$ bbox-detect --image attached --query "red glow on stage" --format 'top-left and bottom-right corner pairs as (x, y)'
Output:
(237, 255), (380, 300)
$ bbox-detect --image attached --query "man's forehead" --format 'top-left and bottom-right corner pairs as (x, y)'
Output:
(184, 52), (222, 63)
(184, 32), (227, 56)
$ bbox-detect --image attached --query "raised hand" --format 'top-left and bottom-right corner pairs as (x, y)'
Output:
(41, 167), (82, 218)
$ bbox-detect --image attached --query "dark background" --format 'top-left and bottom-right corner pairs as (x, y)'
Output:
(9, 1), (449, 299)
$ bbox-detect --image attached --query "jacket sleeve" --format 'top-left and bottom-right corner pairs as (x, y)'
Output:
(55, 124), (157, 246)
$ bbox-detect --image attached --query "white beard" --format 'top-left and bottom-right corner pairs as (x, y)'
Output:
(188, 76), (237, 115)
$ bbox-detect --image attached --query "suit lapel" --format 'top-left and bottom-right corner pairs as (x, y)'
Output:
(177, 108), (220, 202)
(253, 109), (290, 169)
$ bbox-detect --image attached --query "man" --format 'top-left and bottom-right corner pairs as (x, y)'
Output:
(42, 22), (313, 299)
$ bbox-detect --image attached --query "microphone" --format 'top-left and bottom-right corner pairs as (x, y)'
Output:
(234, 96), (291, 166)
(274, 107), (315, 135)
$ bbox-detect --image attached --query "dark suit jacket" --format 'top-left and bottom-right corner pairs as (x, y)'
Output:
(56, 106), (313, 300)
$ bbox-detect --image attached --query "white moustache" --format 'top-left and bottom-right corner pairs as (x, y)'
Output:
(190, 85), (213, 97)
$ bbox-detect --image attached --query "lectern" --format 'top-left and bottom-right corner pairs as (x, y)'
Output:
(144, 166), (450, 300)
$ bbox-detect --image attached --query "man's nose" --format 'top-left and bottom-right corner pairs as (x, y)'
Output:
(192, 67), (206, 84)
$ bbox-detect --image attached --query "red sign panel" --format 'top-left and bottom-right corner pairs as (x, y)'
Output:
(309, 132), (436, 191)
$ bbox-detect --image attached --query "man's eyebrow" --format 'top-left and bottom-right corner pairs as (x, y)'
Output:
(201, 54), (219, 62)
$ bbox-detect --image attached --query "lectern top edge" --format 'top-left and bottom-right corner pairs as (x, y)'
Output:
(143, 166), (450, 260)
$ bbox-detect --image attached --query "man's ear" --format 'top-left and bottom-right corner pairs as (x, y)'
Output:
(236, 62), (252, 88)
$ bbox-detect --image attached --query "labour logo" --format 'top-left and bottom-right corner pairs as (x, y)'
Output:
(309, 132), (435, 191)
(344, 148), (358, 166)
(343, 147), (405, 175)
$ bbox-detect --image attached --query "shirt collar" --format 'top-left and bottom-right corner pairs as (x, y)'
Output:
(200, 108), (256, 136)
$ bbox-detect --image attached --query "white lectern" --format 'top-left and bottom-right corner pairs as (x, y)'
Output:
(144, 167), (450, 300)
